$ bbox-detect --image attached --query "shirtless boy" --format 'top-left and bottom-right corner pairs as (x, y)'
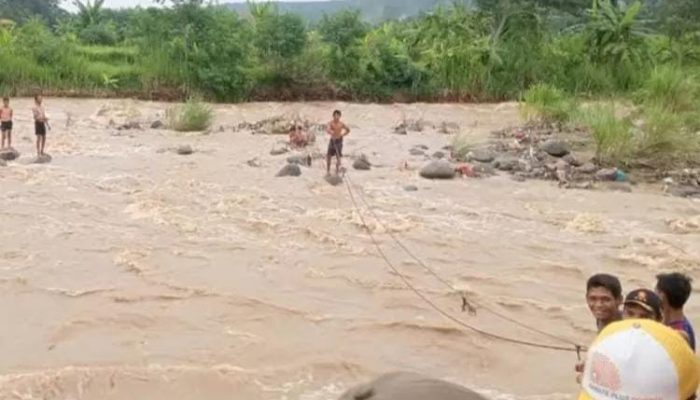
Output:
(326, 110), (350, 176)
(1, 97), (13, 149)
(33, 95), (48, 156)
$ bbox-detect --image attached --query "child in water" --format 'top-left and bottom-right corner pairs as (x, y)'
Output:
(326, 110), (350, 176)
(32, 95), (48, 157)
(0, 97), (13, 149)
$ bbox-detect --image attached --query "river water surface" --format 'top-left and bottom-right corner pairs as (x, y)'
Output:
(1, 99), (698, 400)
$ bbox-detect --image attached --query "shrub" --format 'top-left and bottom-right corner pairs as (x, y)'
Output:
(576, 104), (632, 166)
(166, 97), (213, 132)
(635, 104), (699, 166)
(635, 65), (698, 112)
(520, 83), (577, 124)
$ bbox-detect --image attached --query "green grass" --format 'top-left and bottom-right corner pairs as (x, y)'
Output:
(76, 45), (137, 63)
(575, 104), (632, 166)
(166, 98), (214, 132)
(520, 83), (577, 124)
(635, 65), (698, 112)
(636, 104), (699, 166)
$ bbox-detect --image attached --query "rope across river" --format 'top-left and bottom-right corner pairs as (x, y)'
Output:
(323, 138), (587, 356)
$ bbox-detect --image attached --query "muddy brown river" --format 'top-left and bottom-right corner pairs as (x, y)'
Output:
(0, 99), (698, 399)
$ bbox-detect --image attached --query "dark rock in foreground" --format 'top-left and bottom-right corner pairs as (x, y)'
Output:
(150, 120), (164, 129)
(432, 151), (446, 159)
(540, 139), (570, 157)
(0, 147), (19, 161)
(276, 163), (302, 177)
(353, 154), (371, 170)
(176, 145), (194, 155)
(325, 174), (343, 186)
(339, 372), (487, 400)
(596, 168), (618, 181)
(420, 160), (455, 179)
(404, 185), (418, 192)
(470, 149), (495, 163)
(493, 155), (519, 171)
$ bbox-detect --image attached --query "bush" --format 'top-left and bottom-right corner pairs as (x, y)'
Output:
(576, 104), (632, 166)
(520, 83), (577, 124)
(635, 65), (698, 112)
(79, 23), (118, 46)
(166, 97), (213, 132)
(636, 104), (699, 166)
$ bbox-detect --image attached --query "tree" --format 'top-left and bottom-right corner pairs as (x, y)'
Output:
(0, 0), (65, 24)
(73, 0), (105, 28)
(251, 5), (306, 62)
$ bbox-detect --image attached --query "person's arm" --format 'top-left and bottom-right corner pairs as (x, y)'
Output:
(326, 123), (333, 135)
(343, 123), (350, 136)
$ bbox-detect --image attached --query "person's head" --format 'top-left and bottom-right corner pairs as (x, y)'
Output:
(656, 272), (692, 312)
(333, 110), (341, 122)
(34, 94), (42, 105)
(623, 289), (662, 321)
(586, 274), (623, 322)
(2, 97), (8, 106)
(578, 319), (699, 400)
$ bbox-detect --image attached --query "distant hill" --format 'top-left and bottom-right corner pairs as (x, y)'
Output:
(225, 0), (461, 22)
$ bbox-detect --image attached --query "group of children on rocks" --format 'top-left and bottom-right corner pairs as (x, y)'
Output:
(0, 95), (49, 157)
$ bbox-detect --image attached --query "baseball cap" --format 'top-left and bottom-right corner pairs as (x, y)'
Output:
(579, 319), (699, 400)
(625, 288), (662, 319)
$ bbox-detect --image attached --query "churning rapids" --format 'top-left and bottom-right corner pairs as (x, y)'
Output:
(0, 98), (698, 400)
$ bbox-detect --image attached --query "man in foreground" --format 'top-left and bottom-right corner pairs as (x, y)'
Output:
(657, 272), (696, 351)
(622, 288), (663, 321)
(586, 273), (623, 332)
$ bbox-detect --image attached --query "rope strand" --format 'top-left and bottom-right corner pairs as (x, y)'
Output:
(325, 140), (585, 352)
(343, 173), (583, 348)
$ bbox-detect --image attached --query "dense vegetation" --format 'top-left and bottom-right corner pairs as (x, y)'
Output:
(0, 0), (698, 103)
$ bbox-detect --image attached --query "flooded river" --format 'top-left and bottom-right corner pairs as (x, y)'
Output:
(1, 99), (698, 399)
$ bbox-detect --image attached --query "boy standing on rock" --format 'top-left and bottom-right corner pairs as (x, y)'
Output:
(326, 109), (350, 176)
(1, 97), (13, 149)
(32, 95), (48, 157)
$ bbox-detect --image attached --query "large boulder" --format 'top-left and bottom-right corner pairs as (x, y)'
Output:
(353, 154), (371, 171)
(469, 149), (495, 163)
(540, 139), (570, 157)
(595, 168), (618, 181)
(325, 174), (343, 186)
(493, 155), (519, 171)
(33, 154), (52, 164)
(338, 372), (487, 400)
(0, 147), (19, 161)
(176, 145), (194, 155)
(420, 160), (456, 179)
(276, 163), (302, 177)
(432, 151), (446, 159)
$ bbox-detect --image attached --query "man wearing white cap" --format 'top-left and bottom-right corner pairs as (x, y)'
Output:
(579, 319), (700, 400)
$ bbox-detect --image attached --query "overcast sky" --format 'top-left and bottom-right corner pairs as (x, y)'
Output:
(62, 0), (327, 10)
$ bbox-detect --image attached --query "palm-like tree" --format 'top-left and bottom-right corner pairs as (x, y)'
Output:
(73, 0), (105, 28)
